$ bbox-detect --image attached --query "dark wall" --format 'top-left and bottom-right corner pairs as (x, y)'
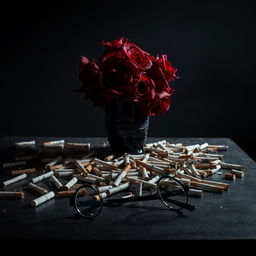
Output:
(1, 0), (255, 160)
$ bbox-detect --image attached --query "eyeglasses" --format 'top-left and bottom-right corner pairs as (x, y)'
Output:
(70, 175), (196, 219)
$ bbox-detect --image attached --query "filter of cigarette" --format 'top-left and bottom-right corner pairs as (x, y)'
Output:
(66, 142), (90, 150)
(76, 175), (97, 184)
(28, 182), (48, 195)
(49, 164), (64, 171)
(31, 171), (54, 183)
(0, 191), (25, 199)
(104, 154), (115, 161)
(2, 173), (27, 187)
(11, 168), (36, 176)
(31, 191), (55, 207)
(224, 173), (236, 180)
(57, 190), (86, 197)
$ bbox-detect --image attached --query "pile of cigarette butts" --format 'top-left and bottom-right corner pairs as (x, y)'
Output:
(0, 139), (245, 208)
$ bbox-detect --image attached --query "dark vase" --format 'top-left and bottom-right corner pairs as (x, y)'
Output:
(105, 97), (149, 155)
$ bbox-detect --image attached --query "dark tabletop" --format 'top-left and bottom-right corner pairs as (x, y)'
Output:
(0, 136), (256, 241)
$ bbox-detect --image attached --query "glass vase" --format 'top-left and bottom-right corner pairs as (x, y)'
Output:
(105, 97), (149, 155)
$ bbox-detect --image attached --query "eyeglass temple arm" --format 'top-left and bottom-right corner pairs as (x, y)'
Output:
(164, 198), (196, 211)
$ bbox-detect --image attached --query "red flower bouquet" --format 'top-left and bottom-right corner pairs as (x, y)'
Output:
(78, 37), (177, 116)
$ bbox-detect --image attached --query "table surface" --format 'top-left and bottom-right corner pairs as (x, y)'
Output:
(0, 136), (256, 241)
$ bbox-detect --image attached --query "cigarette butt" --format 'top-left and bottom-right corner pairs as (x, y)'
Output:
(45, 156), (63, 168)
(94, 192), (108, 201)
(230, 169), (244, 178)
(49, 164), (64, 171)
(75, 161), (88, 176)
(127, 177), (157, 188)
(135, 160), (164, 175)
(0, 191), (25, 199)
(98, 185), (113, 193)
(31, 191), (55, 207)
(11, 168), (36, 176)
(55, 171), (75, 177)
(14, 140), (36, 147)
(201, 180), (229, 191)
(83, 164), (93, 175)
(141, 167), (149, 180)
(199, 143), (208, 150)
(3, 173), (27, 187)
(134, 182), (142, 196)
(220, 162), (244, 170)
(207, 145), (228, 151)
(87, 174), (105, 182)
(189, 164), (201, 178)
(43, 140), (65, 146)
(148, 175), (160, 184)
(106, 182), (130, 196)
(31, 171), (54, 183)
(104, 154), (115, 161)
(224, 173), (236, 180)
(76, 175), (97, 184)
(50, 175), (63, 190)
(93, 158), (118, 170)
(188, 189), (203, 197)
(197, 169), (208, 178)
(113, 164), (131, 187)
(66, 142), (90, 150)
(57, 190), (86, 197)
(61, 177), (78, 190)
(2, 161), (27, 168)
(28, 182), (48, 195)
(190, 181), (224, 193)
(43, 144), (64, 150)
(195, 163), (217, 169)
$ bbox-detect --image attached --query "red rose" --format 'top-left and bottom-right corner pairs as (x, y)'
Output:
(99, 52), (142, 97)
(122, 43), (152, 70)
(79, 56), (99, 83)
(78, 56), (105, 106)
(77, 38), (178, 116)
(102, 37), (152, 71)
(139, 89), (173, 116)
(148, 54), (177, 84)
(132, 73), (155, 103)
(101, 37), (129, 52)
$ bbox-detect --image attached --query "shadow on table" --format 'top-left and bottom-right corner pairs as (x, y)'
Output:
(36, 203), (187, 229)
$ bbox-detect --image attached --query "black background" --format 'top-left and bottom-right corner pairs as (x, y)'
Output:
(0, 0), (255, 160)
